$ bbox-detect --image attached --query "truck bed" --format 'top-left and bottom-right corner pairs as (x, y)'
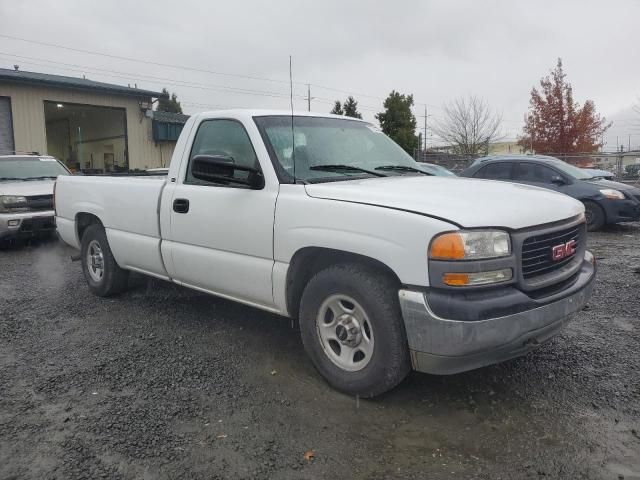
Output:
(56, 175), (169, 279)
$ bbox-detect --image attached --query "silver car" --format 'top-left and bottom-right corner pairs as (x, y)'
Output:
(0, 154), (71, 243)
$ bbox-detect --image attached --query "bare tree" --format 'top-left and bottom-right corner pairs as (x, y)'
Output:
(431, 96), (503, 155)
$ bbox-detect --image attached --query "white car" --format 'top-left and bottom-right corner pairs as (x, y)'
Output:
(55, 110), (596, 396)
(0, 154), (70, 243)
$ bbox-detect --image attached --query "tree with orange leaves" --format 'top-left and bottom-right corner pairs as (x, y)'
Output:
(519, 59), (610, 155)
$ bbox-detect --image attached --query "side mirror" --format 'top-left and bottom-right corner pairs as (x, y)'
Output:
(191, 155), (264, 189)
(550, 175), (566, 185)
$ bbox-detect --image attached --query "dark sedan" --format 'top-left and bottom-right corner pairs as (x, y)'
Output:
(460, 155), (640, 231)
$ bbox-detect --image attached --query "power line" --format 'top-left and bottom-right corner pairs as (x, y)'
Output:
(0, 33), (441, 112)
(0, 52), (382, 114)
(3, 50), (389, 114)
(0, 33), (296, 86)
(181, 101), (244, 110)
(310, 83), (440, 110)
(0, 52), (307, 101)
(0, 34), (537, 128)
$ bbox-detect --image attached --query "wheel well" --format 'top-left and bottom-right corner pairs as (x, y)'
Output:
(76, 213), (103, 243)
(285, 247), (401, 318)
(581, 199), (607, 220)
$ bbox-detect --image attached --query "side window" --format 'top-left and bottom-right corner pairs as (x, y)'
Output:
(536, 165), (559, 183)
(186, 119), (259, 185)
(476, 162), (512, 180)
(513, 163), (556, 183)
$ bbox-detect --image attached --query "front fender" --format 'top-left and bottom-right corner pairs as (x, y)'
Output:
(274, 186), (456, 287)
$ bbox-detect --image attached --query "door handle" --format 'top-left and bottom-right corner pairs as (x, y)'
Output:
(173, 198), (190, 213)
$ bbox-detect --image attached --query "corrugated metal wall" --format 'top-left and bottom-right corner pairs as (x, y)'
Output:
(0, 82), (173, 170)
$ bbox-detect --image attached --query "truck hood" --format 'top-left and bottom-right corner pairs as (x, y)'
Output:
(305, 176), (583, 229)
(0, 180), (55, 197)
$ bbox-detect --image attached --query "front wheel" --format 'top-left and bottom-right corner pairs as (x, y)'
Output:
(583, 200), (606, 231)
(299, 263), (411, 397)
(80, 224), (129, 297)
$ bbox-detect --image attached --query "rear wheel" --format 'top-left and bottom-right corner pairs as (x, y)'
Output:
(80, 224), (129, 296)
(583, 201), (606, 231)
(299, 263), (410, 397)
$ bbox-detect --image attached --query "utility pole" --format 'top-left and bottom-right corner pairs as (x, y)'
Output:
(528, 114), (534, 154)
(618, 144), (624, 179)
(306, 84), (311, 112)
(424, 106), (428, 152)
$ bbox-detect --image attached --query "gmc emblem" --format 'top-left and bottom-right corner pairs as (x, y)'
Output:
(551, 240), (577, 261)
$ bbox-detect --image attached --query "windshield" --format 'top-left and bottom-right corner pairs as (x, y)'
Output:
(254, 116), (420, 183)
(547, 159), (593, 180)
(0, 157), (70, 180)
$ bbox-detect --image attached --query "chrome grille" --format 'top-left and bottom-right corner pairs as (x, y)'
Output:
(521, 224), (584, 280)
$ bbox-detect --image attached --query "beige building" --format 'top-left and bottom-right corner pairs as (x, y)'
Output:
(488, 141), (525, 155)
(0, 67), (188, 172)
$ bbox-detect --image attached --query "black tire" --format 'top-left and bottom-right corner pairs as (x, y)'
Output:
(299, 263), (411, 397)
(80, 224), (129, 297)
(583, 201), (606, 231)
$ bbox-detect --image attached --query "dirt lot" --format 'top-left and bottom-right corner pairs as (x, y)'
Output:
(1, 225), (639, 480)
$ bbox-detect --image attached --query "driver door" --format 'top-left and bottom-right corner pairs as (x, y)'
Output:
(163, 119), (278, 310)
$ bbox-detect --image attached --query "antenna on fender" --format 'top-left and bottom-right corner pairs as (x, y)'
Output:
(289, 55), (297, 183)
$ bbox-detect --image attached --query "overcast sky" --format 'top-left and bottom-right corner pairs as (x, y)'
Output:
(1, 0), (638, 150)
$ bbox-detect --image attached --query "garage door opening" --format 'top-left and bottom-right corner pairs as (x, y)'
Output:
(44, 101), (128, 173)
(0, 96), (14, 154)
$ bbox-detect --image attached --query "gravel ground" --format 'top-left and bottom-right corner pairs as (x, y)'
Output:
(1, 225), (639, 480)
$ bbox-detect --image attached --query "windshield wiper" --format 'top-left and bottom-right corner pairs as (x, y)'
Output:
(0, 177), (27, 181)
(309, 164), (387, 177)
(375, 165), (431, 175)
(22, 176), (59, 180)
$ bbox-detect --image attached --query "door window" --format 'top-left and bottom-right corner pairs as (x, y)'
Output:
(512, 163), (556, 183)
(186, 119), (259, 185)
(476, 162), (512, 180)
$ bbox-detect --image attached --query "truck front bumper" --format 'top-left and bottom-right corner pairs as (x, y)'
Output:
(399, 253), (596, 375)
(0, 210), (56, 240)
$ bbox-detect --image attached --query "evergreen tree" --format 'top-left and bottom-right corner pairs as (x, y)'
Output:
(156, 88), (183, 114)
(343, 96), (362, 119)
(375, 91), (419, 154)
(330, 100), (344, 115)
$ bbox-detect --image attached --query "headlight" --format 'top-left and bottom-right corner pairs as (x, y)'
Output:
(600, 189), (625, 200)
(429, 230), (511, 260)
(0, 195), (28, 213)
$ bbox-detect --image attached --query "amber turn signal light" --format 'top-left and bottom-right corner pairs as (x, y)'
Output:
(443, 269), (512, 287)
(429, 232), (465, 260)
(442, 272), (469, 286)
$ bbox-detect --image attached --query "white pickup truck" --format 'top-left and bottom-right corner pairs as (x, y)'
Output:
(55, 110), (596, 396)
